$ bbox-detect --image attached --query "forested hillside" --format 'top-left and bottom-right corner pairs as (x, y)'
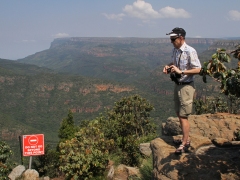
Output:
(0, 59), (140, 161)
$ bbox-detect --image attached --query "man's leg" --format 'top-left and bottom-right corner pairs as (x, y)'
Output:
(176, 112), (190, 145)
(178, 116), (190, 145)
(175, 113), (190, 153)
(177, 84), (194, 145)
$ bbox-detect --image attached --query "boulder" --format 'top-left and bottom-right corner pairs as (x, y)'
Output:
(21, 169), (39, 180)
(8, 165), (25, 180)
(139, 143), (152, 156)
(162, 117), (182, 135)
(108, 164), (140, 180)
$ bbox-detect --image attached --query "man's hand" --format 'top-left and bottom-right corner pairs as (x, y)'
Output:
(163, 65), (170, 74)
(169, 65), (181, 74)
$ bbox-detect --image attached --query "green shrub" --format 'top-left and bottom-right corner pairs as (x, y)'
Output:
(0, 141), (13, 179)
(139, 157), (153, 180)
(58, 110), (78, 143)
(194, 95), (228, 114)
(102, 95), (156, 166)
(120, 135), (142, 166)
(58, 95), (157, 178)
(59, 120), (114, 180)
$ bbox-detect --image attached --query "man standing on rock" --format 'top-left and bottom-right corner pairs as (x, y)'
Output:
(163, 27), (201, 154)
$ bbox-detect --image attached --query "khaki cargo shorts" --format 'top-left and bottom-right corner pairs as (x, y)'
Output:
(174, 82), (195, 118)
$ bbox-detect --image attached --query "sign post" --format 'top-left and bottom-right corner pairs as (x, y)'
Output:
(22, 134), (45, 169)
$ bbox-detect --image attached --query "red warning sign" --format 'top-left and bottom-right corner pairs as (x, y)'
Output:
(22, 134), (44, 156)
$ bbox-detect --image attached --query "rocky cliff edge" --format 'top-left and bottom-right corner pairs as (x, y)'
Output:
(151, 113), (240, 180)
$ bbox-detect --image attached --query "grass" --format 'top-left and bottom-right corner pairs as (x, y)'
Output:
(138, 157), (153, 180)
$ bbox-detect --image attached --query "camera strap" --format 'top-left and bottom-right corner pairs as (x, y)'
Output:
(175, 50), (183, 68)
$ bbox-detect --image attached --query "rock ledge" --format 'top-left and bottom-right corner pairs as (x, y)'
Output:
(151, 113), (240, 180)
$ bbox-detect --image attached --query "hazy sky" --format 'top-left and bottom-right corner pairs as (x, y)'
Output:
(1, 0), (240, 60)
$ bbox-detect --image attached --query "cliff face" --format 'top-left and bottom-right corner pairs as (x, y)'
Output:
(49, 37), (216, 58)
(151, 113), (240, 180)
(50, 37), (216, 49)
(208, 39), (240, 52)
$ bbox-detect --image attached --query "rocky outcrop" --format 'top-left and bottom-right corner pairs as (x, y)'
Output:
(151, 113), (240, 180)
(94, 84), (134, 93)
(163, 113), (240, 141)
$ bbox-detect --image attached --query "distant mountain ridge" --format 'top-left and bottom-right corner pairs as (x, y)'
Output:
(49, 37), (216, 48)
(208, 39), (239, 50)
(18, 37), (216, 82)
(223, 37), (240, 40)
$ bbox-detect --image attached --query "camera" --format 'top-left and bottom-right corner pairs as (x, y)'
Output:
(167, 67), (172, 74)
(170, 72), (182, 84)
(170, 73), (181, 79)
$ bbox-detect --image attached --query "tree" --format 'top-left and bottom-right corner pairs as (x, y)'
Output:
(58, 110), (78, 143)
(107, 94), (155, 139)
(199, 45), (240, 113)
(200, 45), (240, 96)
(103, 94), (156, 166)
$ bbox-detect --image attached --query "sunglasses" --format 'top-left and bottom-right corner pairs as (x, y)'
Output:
(170, 37), (179, 42)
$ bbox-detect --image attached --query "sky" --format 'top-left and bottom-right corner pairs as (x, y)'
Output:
(1, 0), (240, 60)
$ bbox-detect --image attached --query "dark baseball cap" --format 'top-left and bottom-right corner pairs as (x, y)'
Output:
(166, 27), (186, 37)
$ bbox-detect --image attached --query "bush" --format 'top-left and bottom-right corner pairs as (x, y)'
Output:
(139, 157), (153, 180)
(103, 95), (156, 166)
(58, 95), (157, 178)
(59, 120), (114, 180)
(0, 141), (13, 179)
(194, 95), (228, 114)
